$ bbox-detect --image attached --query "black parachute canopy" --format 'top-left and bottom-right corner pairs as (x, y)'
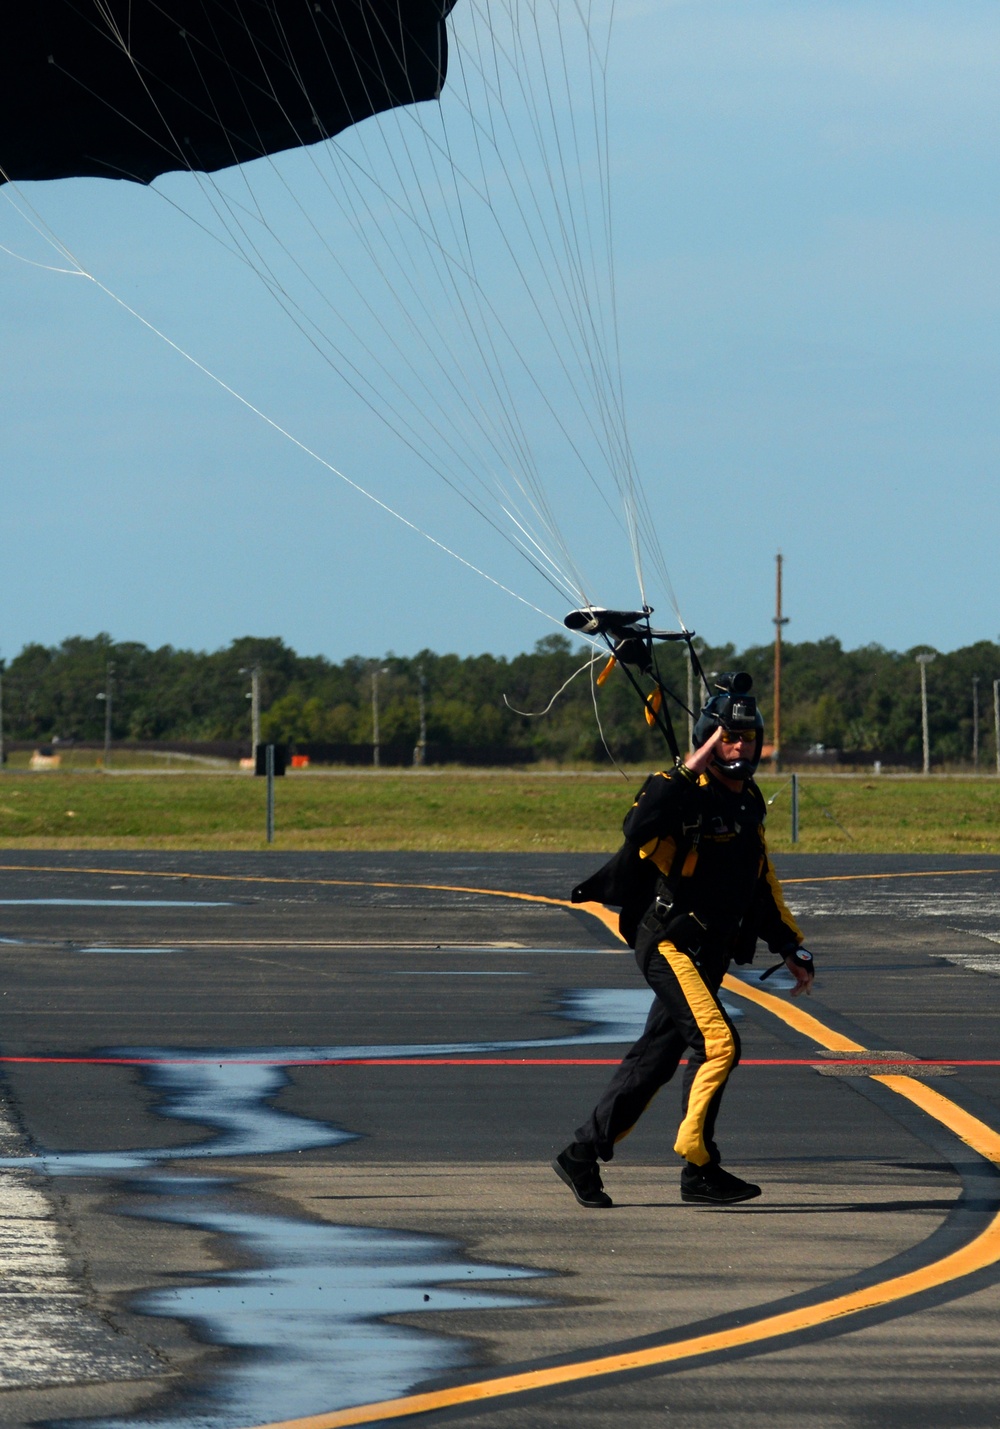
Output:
(0, 0), (456, 185)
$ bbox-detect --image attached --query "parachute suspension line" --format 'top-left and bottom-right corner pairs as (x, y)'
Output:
(169, 0), (631, 608)
(459, 2), (660, 613)
(349, 77), (593, 596)
(422, 92), (595, 599)
(9, 13), (585, 611)
(432, 0), (685, 624)
(523, 0), (683, 625)
(346, 3), (623, 580)
(463, 5), (628, 507)
(67, 1), (687, 627)
(77, 259), (574, 628)
(0, 240), (81, 274)
(501, 649), (604, 718)
(573, 0), (650, 609)
(515, 1), (629, 497)
(140, 0), (595, 604)
(266, 0), (586, 572)
(589, 659), (632, 782)
(0, 174), (580, 616)
(89, 5), (589, 605)
(309, 1), (626, 602)
(424, 0), (642, 600)
(257, 0), (625, 597)
(0, 183), (89, 274)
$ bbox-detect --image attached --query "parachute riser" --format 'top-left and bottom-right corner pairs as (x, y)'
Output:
(564, 606), (706, 766)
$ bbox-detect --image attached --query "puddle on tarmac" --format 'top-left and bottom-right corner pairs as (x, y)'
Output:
(1, 1061), (354, 1178)
(14, 986), (704, 1427)
(85, 1183), (543, 1429)
(2, 985), (739, 1180)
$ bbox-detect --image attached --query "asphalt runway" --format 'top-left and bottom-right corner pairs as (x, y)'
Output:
(0, 850), (999, 1429)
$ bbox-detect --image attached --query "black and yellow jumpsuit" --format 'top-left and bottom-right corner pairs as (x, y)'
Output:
(575, 764), (803, 1167)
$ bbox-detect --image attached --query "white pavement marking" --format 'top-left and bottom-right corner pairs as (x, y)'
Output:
(784, 879), (1000, 977)
(940, 929), (1000, 978)
(0, 1100), (159, 1389)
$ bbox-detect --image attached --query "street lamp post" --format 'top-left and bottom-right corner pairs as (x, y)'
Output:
(239, 666), (261, 757)
(414, 669), (428, 767)
(994, 679), (1000, 777)
(973, 675), (980, 773)
(371, 664), (388, 768)
(916, 653), (936, 775)
(773, 553), (790, 771)
(96, 660), (115, 768)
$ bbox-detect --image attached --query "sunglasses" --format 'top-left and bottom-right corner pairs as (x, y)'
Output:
(720, 728), (755, 745)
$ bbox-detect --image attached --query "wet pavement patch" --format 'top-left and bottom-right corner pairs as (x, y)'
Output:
(6, 985), (640, 1427)
(87, 1186), (544, 1429)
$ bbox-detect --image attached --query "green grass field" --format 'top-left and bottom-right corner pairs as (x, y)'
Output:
(0, 768), (998, 853)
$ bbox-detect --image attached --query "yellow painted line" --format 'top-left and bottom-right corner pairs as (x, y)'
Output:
(782, 867), (999, 885)
(0, 863), (629, 952)
(869, 1077), (1000, 1162)
(567, 899), (622, 939)
(2, 862), (998, 894)
(0, 862), (575, 909)
(720, 974), (866, 1053)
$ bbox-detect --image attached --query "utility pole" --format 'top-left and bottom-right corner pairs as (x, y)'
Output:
(371, 663), (388, 768)
(414, 668), (428, 767)
(0, 659), (5, 774)
(973, 675), (980, 773)
(684, 641), (706, 749)
(265, 743), (275, 843)
(97, 660), (115, 768)
(916, 653), (936, 774)
(773, 552), (789, 771)
(239, 666), (261, 756)
(994, 679), (1000, 776)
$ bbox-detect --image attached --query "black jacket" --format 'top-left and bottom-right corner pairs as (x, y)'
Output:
(573, 765), (802, 960)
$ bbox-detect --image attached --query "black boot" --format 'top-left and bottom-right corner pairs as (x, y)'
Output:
(552, 1142), (613, 1208)
(680, 1162), (761, 1205)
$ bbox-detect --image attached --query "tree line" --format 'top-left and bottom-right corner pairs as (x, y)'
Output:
(3, 632), (999, 766)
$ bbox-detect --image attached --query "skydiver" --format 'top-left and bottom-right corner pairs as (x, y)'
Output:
(553, 673), (815, 1207)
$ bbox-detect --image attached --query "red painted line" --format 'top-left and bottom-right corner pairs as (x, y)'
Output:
(0, 1055), (996, 1067)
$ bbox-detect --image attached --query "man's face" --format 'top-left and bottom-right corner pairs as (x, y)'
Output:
(715, 727), (756, 774)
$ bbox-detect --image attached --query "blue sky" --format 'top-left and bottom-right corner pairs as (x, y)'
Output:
(3, 0), (998, 664)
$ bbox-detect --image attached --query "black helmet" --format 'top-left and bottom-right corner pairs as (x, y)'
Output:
(691, 672), (765, 781)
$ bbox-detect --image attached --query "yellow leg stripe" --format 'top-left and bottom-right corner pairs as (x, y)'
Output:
(658, 944), (736, 1166)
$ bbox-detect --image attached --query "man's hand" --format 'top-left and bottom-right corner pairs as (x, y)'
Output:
(683, 725), (723, 777)
(783, 947), (815, 998)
